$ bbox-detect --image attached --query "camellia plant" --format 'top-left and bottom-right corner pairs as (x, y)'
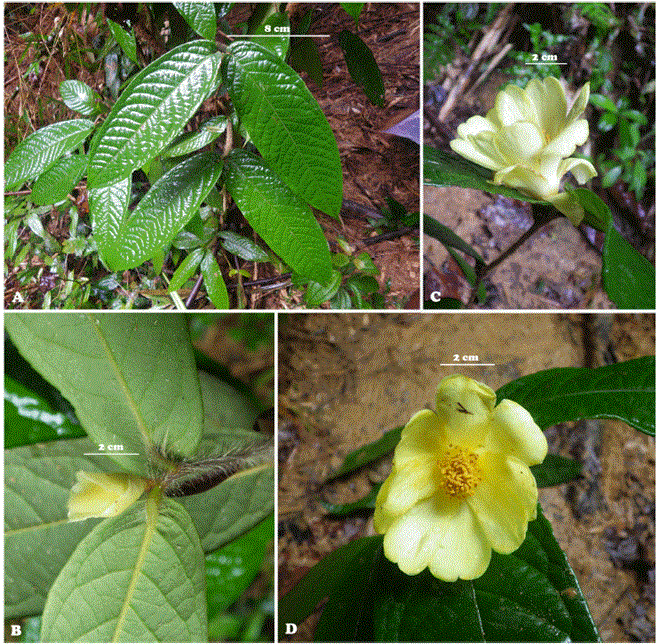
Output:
(4, 3), (344, 308)
(279, 357), (654, 642)
(5, 313), (274, 642)
(425, 76), (654, 309)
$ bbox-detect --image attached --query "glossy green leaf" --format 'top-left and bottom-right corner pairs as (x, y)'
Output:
(278, 535), (383, 639)
(59, 80), (102, 116)
(99, 152), (223, 270)
(496, 357), (655, 435)
(304, 269), (342, 307)
(31, 155), (87, 206)
(88, 40), (220, 189)
(339, 30), (385, 107)
(251, 12), (291, 60)
(201, 251), (229, 309)
(219, 231), (269, 262)
(5, 313), (204, 475)
(174, 2), (217, 41)
(531, 454), (582, 487)
(169, 248), (205, 292)
(328, 426), (403, 480)
(206, 515), (273, 615)
(5, 439), (112, 618)
(424, 146), (546, 202)
(424, 214), (486, 264)
(528, 507), (600, 641)
(568, 187), (610, 232)
(107, 18), (138, 65)
(322, 484), (380, 515)
(589, 94), (618, 113)
(223, 41), (343, 217)
(5, 119), (94, 191)
(88, 176), (131, 267)
(4, 376), (85, 448)
(40, 497), (208, 643)
(314, 536), (382, 641)
(223, 149), (332, 284)
(308, 506), (597, 642)
(162, 115), (227, 159)
(602, 220), (655, 309)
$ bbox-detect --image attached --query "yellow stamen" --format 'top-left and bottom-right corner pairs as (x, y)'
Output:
(438, 444), (482, 498)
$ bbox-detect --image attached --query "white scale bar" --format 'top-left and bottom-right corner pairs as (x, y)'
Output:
(84, 453), (141, 456)
(525, 62), (568, 65)
(226, 34), (331, 38)
(437, 364), (496, 366)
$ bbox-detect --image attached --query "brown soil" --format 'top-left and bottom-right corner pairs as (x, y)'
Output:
(4, 3), (419, 309)
(278, 312), (655, 642)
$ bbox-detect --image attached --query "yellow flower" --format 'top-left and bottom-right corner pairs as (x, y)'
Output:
(374, 375), (547, 582)
(450, 77), (597, 225)
(67, 471), (148, 522)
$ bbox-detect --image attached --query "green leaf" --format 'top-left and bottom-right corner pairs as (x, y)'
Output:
(5, 313), (204, 475)
(40, 497), (208, 643)
(602, 221), (655, 309)
(31, 155), (87, 206)
(339, 30), (385, 107)
(566, 187), (611, 232)
(5, 119), (94, 191)
(251, 13), (291, 60)
(169, 248), (205, 292)
(223, 149), (332, 284)
(96, 152), (223, 271)
(107, 18), (138, 65)
(327, 426), (403, 480)
(5, 439), (115, 619)
(181, 463), (274, 552)
(201, 251), (229, 309)
(424, 146), (547, 202)
(531, 454), (582, 487)
(219, 230), (269, 262)
(4, 376), (86, 448)
(223, 41), (343, 217)
(278, 535), (383, 639)
(88, 176), (132, 268)
(174, 2), (217, 41)
(496, 357), (655, 435)
(340, 2), (365, 25)
(424, 214), (486, 264)
(162, 115), (227, 159)
(315, 537), (382, 641)
(309, 506), (597, 642)
(589, 93), (618, 113)
(528, 507), (600, 642)
(88, 40), (220, 189)
(59, 80), (102, 116)
(322, 484), (381, 515)
(206, 515), (274, 615)
(305, 270), (342, 307)
(289, 36), (324, 87)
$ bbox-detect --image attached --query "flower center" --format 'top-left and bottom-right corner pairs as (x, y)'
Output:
(437, 444), (482, 498)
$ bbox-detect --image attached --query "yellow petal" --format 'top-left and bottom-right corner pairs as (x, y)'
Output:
(434, 374), (495, 443)
(67, 471), (148, 522)
(469, 453), (539, 553)
(546, 192), (586, 225)
(487, 399), (548, 465)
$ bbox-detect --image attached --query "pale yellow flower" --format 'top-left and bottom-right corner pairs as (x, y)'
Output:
(374, 375), (547, 582)
(450, 77), (597, 224)
(67, 471), (148, 521)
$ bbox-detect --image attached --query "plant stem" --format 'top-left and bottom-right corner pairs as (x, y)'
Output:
(469, 205), (560, 306)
